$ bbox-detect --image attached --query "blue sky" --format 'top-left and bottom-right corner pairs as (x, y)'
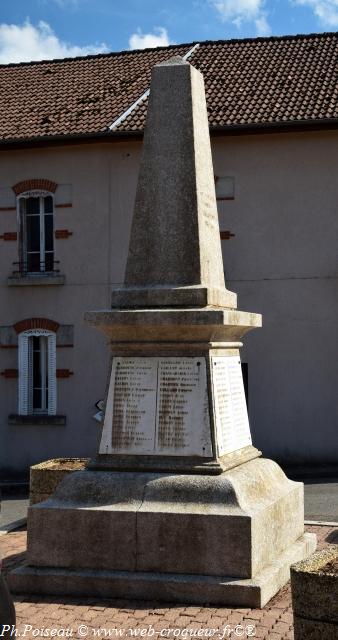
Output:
(0, 0), (337, 63)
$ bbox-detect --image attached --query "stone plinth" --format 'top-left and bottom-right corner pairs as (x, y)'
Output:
(291, 546), (338, 639)
(9, 460), (316, 607)
(30, 458), (89, 505)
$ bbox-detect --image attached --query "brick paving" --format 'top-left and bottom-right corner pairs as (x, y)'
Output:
(1, 525), (337, 640)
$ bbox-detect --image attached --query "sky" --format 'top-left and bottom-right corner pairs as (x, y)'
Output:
(0, 0), (337, 64)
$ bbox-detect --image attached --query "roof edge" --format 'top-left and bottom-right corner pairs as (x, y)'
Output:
(0, 30), (336, 69)
(0, 118), (337, 150)
(211, 118), (338, 133)
(0, 41), (199, 69)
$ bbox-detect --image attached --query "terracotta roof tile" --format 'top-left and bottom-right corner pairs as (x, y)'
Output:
(0, 32), (336, 143)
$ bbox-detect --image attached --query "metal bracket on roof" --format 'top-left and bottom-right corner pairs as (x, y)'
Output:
(108, 43), (200, 132)
(183, 43), (200, 60)
(109, 89), (150, 131)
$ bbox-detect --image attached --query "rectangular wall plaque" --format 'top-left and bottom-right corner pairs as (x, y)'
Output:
(212, 356), (252, 456)
(99, 357), (212, 457)
(156, 359), (211, 456)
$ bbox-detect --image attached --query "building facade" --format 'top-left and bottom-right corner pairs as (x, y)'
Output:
(0, 33), (337, 476)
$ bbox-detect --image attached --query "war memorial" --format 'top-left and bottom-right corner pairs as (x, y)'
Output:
(10, 56), (316, 607)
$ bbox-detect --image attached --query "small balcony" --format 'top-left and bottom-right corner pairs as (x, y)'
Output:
(8, 260), (65, 287)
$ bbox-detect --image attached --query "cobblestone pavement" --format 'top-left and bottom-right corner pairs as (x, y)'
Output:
(2, 525), (337, 640)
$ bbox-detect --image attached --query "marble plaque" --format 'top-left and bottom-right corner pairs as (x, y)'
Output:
(212, 356), (252, 456)
(99, 357), (212, 457)
(156, 359), (212, 456)
(99, 358), (157, 454)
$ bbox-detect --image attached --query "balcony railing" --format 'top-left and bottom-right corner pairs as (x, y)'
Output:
(12, 260), (61, 276)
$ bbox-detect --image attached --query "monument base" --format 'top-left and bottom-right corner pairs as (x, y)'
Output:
(89, 445), (262, 475)
(9, 458), (316, 607)
(9, 533), (316, 608)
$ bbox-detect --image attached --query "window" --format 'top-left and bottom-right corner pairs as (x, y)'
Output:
(18, 191), (54, 274)
(18, 329), (56, 415)
(215, 176), (235, 200)
(241, 362), (248, 406)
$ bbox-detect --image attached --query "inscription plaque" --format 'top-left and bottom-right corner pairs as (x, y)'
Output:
(156, 359), (211, 455)
(99, 357), (212, 457)
(212, 356), (252, 456)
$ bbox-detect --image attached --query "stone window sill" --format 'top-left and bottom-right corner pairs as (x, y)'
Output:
(7, 274), (65, 287)
(8, 414), (66, 426)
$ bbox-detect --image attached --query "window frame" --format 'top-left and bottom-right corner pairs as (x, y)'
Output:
(17, 190), (54, 275)
(18, 329), (57, 416)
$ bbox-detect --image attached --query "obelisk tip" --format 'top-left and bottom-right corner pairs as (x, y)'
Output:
(156, 55), (190, 67)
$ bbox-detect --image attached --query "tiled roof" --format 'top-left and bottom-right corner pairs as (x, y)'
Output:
(0, 32), (337, 144)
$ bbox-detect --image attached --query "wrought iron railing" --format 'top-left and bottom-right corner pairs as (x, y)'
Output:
(12, 260), (60, 276)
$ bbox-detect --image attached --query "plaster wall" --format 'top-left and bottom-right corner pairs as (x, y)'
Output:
(0, 129), (337, 474)
(213, 130), (338, 466)
(0, 142), (135, 475)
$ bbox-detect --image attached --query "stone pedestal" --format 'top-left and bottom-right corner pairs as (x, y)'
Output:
(10, 461), (315, 607)
(85, 310), (262, 474)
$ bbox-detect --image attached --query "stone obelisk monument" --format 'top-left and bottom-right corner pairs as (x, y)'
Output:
(10, 57), (316, 608)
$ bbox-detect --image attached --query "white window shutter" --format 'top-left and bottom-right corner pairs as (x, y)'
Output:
(18, 198), (26, 270)
(18, 334), (30, 415)
(19, 329), (57, 416)
(48, 333), (57, 415)
(28, 338), (33, 414)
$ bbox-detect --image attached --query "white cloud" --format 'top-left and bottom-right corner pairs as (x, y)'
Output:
(210, 0), (271, 35)
(254, 13), (271, 35)
(51, 0), (79, 6)
(211, 0), (263, 21)
(52, 0), (79, 5)
(0, 20), (107, 64)
(129, 27), (172, 50)
(292, 0), (338, 26)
